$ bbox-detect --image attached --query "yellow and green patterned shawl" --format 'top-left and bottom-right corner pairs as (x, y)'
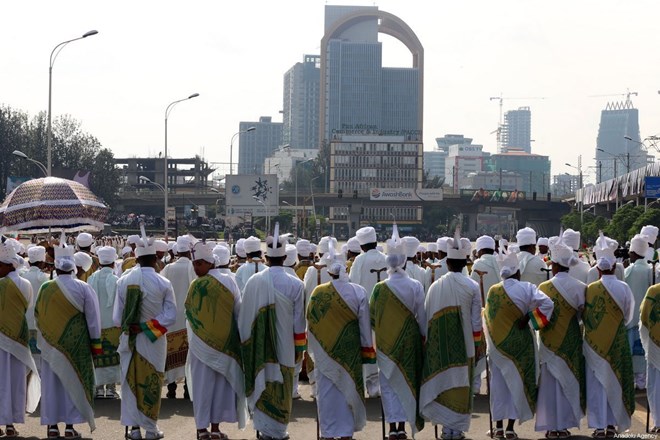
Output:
(370, 281), (424, 432)
(484, 282), (537, 412)
(122, 257), (136, 273)
(185, 275), (241, 364)
(307, 282), (364, 401)
(35, 280), (95, 406)
(94, 327), (121, 369)
(583, 280), (634, 416)
(422, 305), (474, 415)
(641, 284), (660, 347)
(538, 280), (585, 410)
(121, 284), (164, 421)
(241, 303), (294, 425)
(0, 277), (29, 347)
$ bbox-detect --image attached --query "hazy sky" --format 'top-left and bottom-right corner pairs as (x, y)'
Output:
(2, 0), (659, 183)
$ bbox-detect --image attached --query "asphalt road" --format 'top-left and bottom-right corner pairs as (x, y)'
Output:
(11, 383), (654, 440)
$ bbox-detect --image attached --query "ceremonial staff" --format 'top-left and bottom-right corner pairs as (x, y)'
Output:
(474, 269), (494, 438)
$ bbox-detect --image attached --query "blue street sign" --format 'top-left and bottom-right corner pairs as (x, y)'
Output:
(645, 176), (660, 199)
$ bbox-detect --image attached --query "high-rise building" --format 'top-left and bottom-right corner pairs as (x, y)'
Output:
(282, 55), (321, 149)
(445, 143), (487, 191)
(594, 100), (646, 182)
(423, 151), (446, 181)
(502, 107), (531, 153)
(435, 134), (472, 153)
(319, 5), (423, 143)
(486, 151), (551, 196)
(237, 117), (283, 174)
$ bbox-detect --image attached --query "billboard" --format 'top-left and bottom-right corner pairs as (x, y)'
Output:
(369, 187), (443, 201)
(645, 177), (660, 199)
(462, 188), (526, 203)
(226, 174), (279, 216)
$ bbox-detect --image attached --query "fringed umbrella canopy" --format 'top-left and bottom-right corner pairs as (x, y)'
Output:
(0, 177), (109, 234)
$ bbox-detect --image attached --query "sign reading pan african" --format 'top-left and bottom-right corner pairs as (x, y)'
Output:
(369, 188), (443, 201)
(225, 174), (279, 216)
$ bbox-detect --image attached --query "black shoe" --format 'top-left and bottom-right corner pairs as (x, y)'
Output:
(166, 391), (176, 399)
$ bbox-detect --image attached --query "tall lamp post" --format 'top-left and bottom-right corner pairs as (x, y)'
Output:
(565, 158), (583, 224)
(294, 157), (315, 238)
(48, 30), (99, 176)
(253, 196), (270, 233)
(164, 93), (199, 239)
(13, 150), (48, 177)
(229, 126), (256, 175)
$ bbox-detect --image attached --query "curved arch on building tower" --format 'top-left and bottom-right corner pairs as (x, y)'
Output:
(319, 9), (424, 144)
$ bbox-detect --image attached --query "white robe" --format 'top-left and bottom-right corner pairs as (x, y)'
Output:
(309, 279), (372, 439)
(568, 257), (590, 283)
(518, 251), (548, 287)
(587, 263), (625, 284)
(377, 272), (426, 434)
(421, 271), (481, 432)
(19, 266), (49, 370)
(185, 269), (247, 430)
(485, 278), (554, 423)
(160, 257), (196, 383)
(87, 267), (121, 386)
(113, 267), (177, 432)
(39, 274), (101, 430)
(0, 271), (40, 425)
(349, 248), (388, 397)
(238, 267), (305, 439)
(404, 261), (427, 292)
(584, 275), (634, 431)
(235, 259), (266, 294)
(640, 311), (660, 429)
(535, 272), (586, 432)
(625, 259), (652, 375)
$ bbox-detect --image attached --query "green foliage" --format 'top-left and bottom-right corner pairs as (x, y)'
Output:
(0, 105), (120, 207)
(605, 204), (644, 244)
(628, 208), (660, 240)
(560, 209), (608, 245)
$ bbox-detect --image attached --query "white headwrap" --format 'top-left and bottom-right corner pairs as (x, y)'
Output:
(562, 229), (581, 251)
(516, 227), (537, 247)
(594, 231), (616, 271)
(192, 241), (216, 264)
(356, 226), (377, 245)
(630, 234), (649, 257)
(28, 245), (46, 263)
(74, 252), (93, 272)
(97, 246), (118, 265)
(641, 225), (659, 244)
(386, 223), (406, 275)
(446, 228), (471, 260)
(54, 231), (76, 272)
(265, 223), (287, 258)
(0, 236), (18, 267)
(235, 238), (247, 258)
(213, 245), (231, 266)
(496, 247), (520, 279)
(284, 244), (297, 267)
(549, 232), (578, 268)
(476, 235), (495, 252)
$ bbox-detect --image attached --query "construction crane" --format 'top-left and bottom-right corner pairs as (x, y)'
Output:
(489, 94), (546, 151)
(588, 89), (638, 103)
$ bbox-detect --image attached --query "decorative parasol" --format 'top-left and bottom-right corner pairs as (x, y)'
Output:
(0, 177), (109, 234)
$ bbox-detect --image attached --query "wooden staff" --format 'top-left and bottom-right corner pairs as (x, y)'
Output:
(474, 269), (493, 438)
(427, 263), (442, 284)
(370, 267), (388, 282)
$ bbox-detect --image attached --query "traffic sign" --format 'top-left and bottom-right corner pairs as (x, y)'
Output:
(645, 177), (660, 199)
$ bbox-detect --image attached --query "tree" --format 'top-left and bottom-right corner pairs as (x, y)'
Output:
(628, 208), (660, 240)
(605, 204), (644, 244)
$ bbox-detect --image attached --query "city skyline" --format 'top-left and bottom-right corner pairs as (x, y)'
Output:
(1, 0), (659, 184)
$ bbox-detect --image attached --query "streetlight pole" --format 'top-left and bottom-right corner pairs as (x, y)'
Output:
(13, 150), (48, 177)
(47, 30), (98, 176)
(229, 127), (256, 175)
(565, 157), (583, 225)
(294, 157), (315, 238)
(164, 93), (199, 239)
(253, 196), (269, 233)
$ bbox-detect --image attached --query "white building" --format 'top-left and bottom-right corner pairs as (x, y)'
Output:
(464, 170), (523, 191)
(264, 148), (318, 182)
(445, 144), (487, 190)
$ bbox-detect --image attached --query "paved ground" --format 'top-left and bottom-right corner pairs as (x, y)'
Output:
(10, 384), (655, 440)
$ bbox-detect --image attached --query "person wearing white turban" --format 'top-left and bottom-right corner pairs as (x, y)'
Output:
(185, 242), (247, 440)
(587, 235), (625, 284)
(74, 252), (93, 280)
(153, 240), (168, 273)
(113, 226), (176, 440)
(212, 245), (234, 279)
(20, 245), (49, 371)
(624, 234), (654, 390)
(425, 237), (448, 288)
(425, 243), (439, 265)
(421, 229), (482, 440)
(87, 246), (121, 399)
(37, 234), (102, 438)
(0, 237), (40, 438)
(583, 232), (635, 436)
(303, 237), (336, 306)
(307, 247), (374, 440)
(238, 225), (306, 440)
(345, 237), (362, 274)
(536, 237), (550, 261)
(401, 236), (426, 288)
(160, 236), (197, 398)
(293, 239), (313, 280)
(640, 225), (659, 262)
(76, 233), (99, 282)
(235, 237), (266, 294)
(348, 226), (387, 398)
(483, 245), (554, 439)
(516, 227), (547, 287)
(370, 225), (426, 439)
(560, 229), (590, 283)
(535, 236), (586, 438)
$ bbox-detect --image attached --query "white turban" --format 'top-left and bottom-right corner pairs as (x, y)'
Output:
(496, 249), (520, 279)
(401, 236), (421, 258)
(641, 225), (659, 244)
(318, 236), (333, 255)
(192, 242), (215, 264)
(447, 234), (471, 260)
(28, 245), (46, 263)
(176, 236), (194, 253)
(244, 236), (261, 254)
(235, 239), (247, 258)
(537, 237), (549, 247)
(121, 246), (132, 257)
(74, 252), (93, 272)
(154, 240), (168, 253)
(0, 239), (17, 266)
(630, 234), (649, 257)
(284, 244), (297, 267)
(213, 245), (231, 266)
(550, 241), (578, 268)
(516, 227), (537, 247)
(97, 246), (118, 265)
(476, 235), (495, 252)
(347, 237), (362, 254)
(126, 235), (140, 245)
(437, 237), (449, 253)
(76, 232), (94, 248)
(356, 227), (377, 245)
(562, 229), (581, 251)
(296, 239), (311, 256)
(427, 243), (438, 253)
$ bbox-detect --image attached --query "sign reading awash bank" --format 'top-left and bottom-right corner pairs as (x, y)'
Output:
(369, 188), (443, 201)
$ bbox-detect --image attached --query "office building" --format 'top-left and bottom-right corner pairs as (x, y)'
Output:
(486, 151), (551, 196)
(423, 150), (447, 180)
(594, 100), (646, 181)
(264, 148), (318, 183)
(445, 143), (487, 191)
(464, 171), (523, 192)
(283, 55), (321, 149)
(502, 107), (532, 153)
(552, 173), (580, 198)
(436, 134), (473, 152)
(319, 5), (423, 143)
(237, 117), (283, 175)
